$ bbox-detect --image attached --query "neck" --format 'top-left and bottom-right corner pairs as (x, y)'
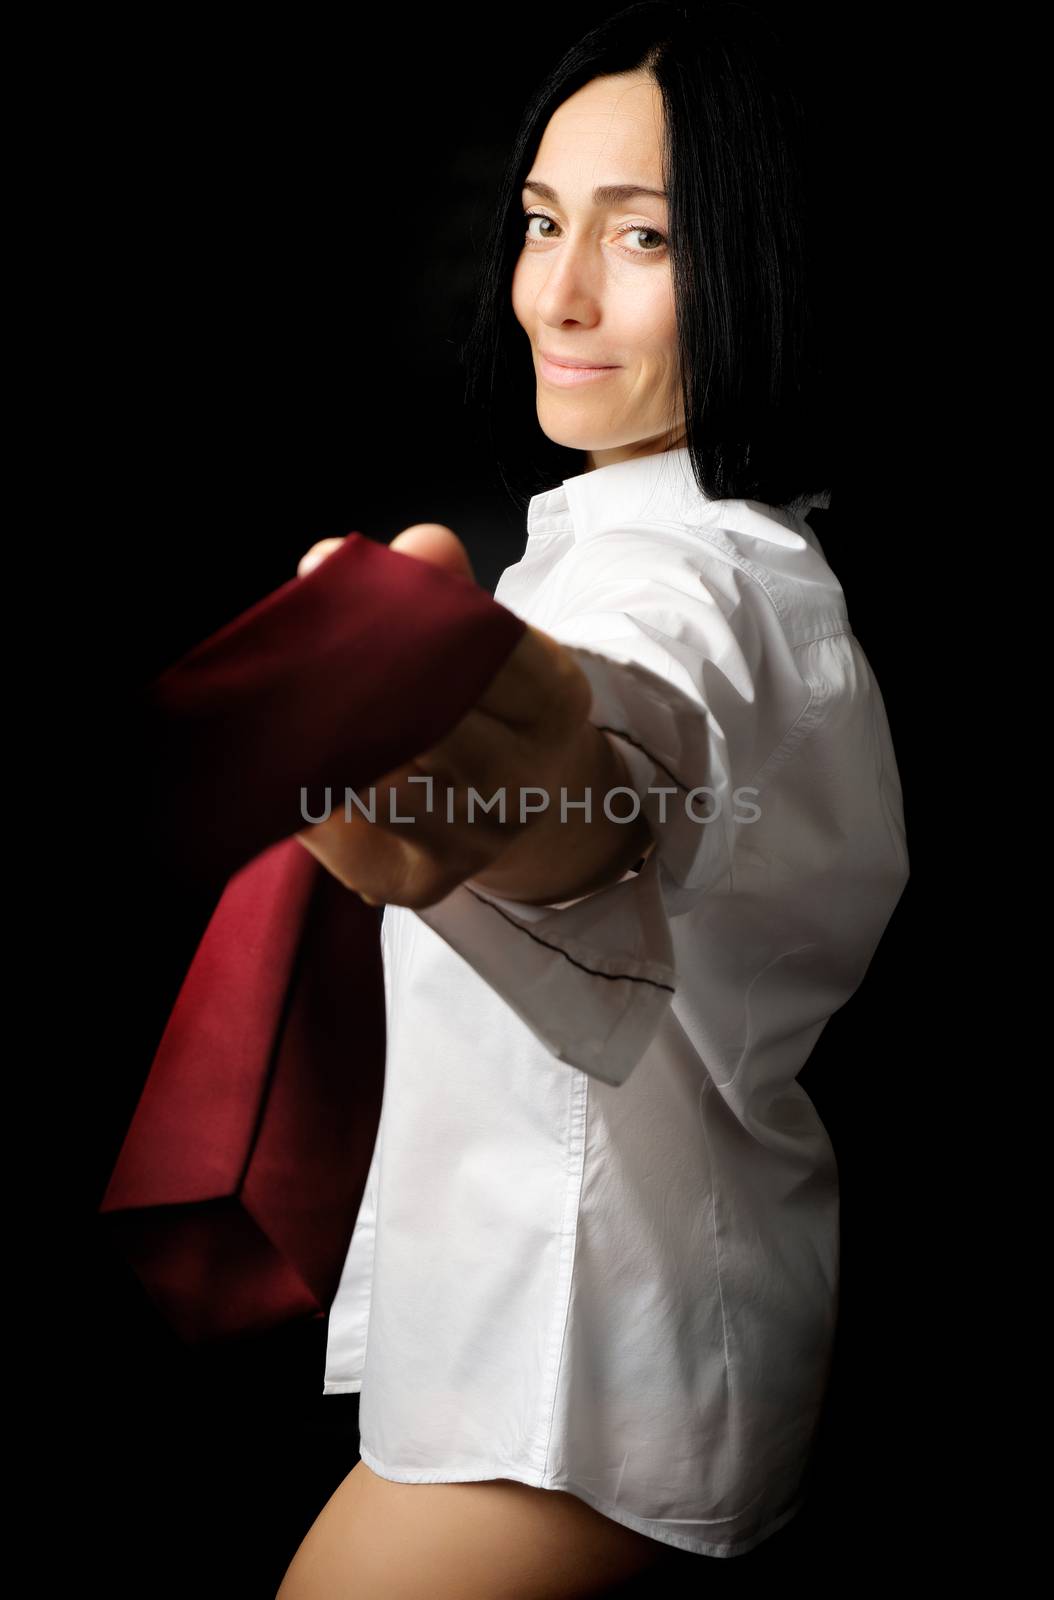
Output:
(585, 429), (687, 473)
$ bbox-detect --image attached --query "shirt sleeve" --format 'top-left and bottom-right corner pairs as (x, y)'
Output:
(413, 527), (810, 1087)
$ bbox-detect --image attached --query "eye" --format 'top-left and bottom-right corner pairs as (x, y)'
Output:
(523, 211), (560, 244)
(616, 223), (668, 255)
(521, 211), (668, 258)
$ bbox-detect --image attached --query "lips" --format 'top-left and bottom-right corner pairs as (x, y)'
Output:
(539, 351), (619, 369)
(538, 352), (621, 388)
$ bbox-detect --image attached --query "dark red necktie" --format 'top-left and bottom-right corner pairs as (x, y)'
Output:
(99, 532), (527, 1344)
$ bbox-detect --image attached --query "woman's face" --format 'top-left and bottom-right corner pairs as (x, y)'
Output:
(511, 71), (685, 471)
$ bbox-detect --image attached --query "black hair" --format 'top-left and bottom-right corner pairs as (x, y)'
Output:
(458, 1), (836, 515)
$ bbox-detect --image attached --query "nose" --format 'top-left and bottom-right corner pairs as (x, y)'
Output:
(533, 234), (603, 331)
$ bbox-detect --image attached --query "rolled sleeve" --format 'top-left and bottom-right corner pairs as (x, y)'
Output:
(414, 538), (801, 1087)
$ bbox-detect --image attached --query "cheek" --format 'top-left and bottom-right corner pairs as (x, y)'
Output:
(659, 284), (680, 371)
(643, 280), (679, 376)
(648, 273), (678, 340)
(620, 302), (678, 375)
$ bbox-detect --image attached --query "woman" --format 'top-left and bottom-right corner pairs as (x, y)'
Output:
(278, 3), (909, 1594)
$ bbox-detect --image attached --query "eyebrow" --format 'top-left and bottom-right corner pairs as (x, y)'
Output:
(523, 178), (667, 205)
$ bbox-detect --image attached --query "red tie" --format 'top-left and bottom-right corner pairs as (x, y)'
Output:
(99, 532), (528, 1344)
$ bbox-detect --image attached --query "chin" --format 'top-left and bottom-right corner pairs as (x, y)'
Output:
(535, 408), (618, 455)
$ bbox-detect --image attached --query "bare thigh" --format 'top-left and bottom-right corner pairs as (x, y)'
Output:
(275, 1459), (676, 1599)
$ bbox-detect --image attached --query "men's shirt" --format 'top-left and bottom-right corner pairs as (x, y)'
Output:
(322, 444), (910, 1560)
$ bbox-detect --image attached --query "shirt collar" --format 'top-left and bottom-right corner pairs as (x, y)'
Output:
(526, 444), (830, 544)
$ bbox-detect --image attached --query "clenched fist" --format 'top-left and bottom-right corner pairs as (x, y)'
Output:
(294, 525), (652, 910)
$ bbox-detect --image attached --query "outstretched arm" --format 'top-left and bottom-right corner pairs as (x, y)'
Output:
(294, 525), (652, 911)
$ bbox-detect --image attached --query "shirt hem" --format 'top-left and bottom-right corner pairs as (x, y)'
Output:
(323, 1379), (363, 1394)
(356, 1442), (806, 1561)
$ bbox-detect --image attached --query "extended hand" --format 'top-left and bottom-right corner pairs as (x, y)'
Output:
(294, 526), (642, 910)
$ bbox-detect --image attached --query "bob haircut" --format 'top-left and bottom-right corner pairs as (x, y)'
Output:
(459, 0), (836, 515)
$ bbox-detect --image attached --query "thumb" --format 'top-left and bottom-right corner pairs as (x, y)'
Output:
(388, 523), (476, 584)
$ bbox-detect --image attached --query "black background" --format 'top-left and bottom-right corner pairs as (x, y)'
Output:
(52, 5), (959, 1593)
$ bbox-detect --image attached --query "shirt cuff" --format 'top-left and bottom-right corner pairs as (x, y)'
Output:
(412, 642), (735, 1087)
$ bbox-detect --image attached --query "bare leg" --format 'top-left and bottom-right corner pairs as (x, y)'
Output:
(275, 1459), (678, 1599)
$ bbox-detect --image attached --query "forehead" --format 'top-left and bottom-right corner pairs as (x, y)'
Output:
(531, 73), (665, 188)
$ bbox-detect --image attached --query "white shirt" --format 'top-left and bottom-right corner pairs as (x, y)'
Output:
(322, 445), (910, 1560)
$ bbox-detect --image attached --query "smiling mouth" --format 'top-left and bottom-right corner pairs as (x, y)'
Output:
(538, 353), (621, 388)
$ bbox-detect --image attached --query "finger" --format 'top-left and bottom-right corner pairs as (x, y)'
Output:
(412, 709), (563, 834)
(362, 745), (512, 866)
(297, 805), (418, 899)
(300, 796), (490, 909)
(328, 729), (527, 903)
(388, 523), (476, 583)
(297, 537), (346, 578)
